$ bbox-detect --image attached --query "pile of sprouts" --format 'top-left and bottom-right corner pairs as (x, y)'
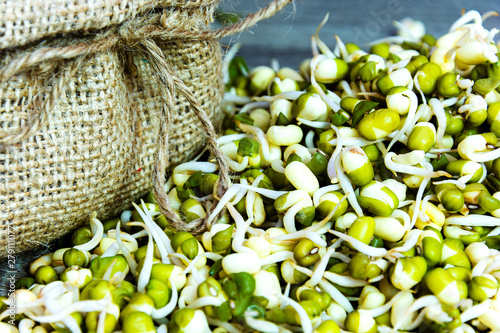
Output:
(2, 9), (500, 333)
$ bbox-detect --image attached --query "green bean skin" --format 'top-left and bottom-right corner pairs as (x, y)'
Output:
(34, 266), (58, 285)
(415, 62), (442, 95)
(347, 216), (376, 246)
(123, 312), (155, 333)
(349, 253), (383, 280)
(293, 239), (322, 267)
(437, 71), (461, 98)
(357, 109), (401, 141)
(407, 122), (436, 152)
(406, 55), (429, 76)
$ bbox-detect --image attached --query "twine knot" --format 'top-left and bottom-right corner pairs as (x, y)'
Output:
(0, 0), (293, 234)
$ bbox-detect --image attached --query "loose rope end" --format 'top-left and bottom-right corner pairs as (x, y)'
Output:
(211, 0), (295, 39)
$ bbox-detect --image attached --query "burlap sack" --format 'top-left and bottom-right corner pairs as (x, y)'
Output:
(0, 0), (292, 258)
(0, 0), (219, 257)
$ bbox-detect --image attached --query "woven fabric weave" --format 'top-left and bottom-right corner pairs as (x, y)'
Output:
(0, 0), (224, 256)
(0, 0), (219, 48)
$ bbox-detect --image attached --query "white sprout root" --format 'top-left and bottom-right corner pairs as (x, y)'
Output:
(74, 213), (104, 252)
(328, 230), (387, 257)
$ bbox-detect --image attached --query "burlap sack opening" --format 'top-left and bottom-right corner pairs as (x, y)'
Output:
(0, 1), (224, 257)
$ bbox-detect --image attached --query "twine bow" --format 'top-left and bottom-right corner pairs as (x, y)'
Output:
(0, 0), (293, 234)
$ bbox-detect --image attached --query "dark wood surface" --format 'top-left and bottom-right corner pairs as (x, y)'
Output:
(220, 0), (500, 68)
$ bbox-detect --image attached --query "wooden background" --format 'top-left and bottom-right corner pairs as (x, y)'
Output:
(219, 0), (500, 68)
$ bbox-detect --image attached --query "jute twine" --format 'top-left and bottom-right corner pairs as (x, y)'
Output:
(0, 0), (293, 257)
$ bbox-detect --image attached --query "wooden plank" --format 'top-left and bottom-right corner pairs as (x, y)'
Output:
(219, 0), (500, 68)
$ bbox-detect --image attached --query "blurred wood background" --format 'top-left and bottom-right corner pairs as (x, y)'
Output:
(219, 0), (500, 68)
